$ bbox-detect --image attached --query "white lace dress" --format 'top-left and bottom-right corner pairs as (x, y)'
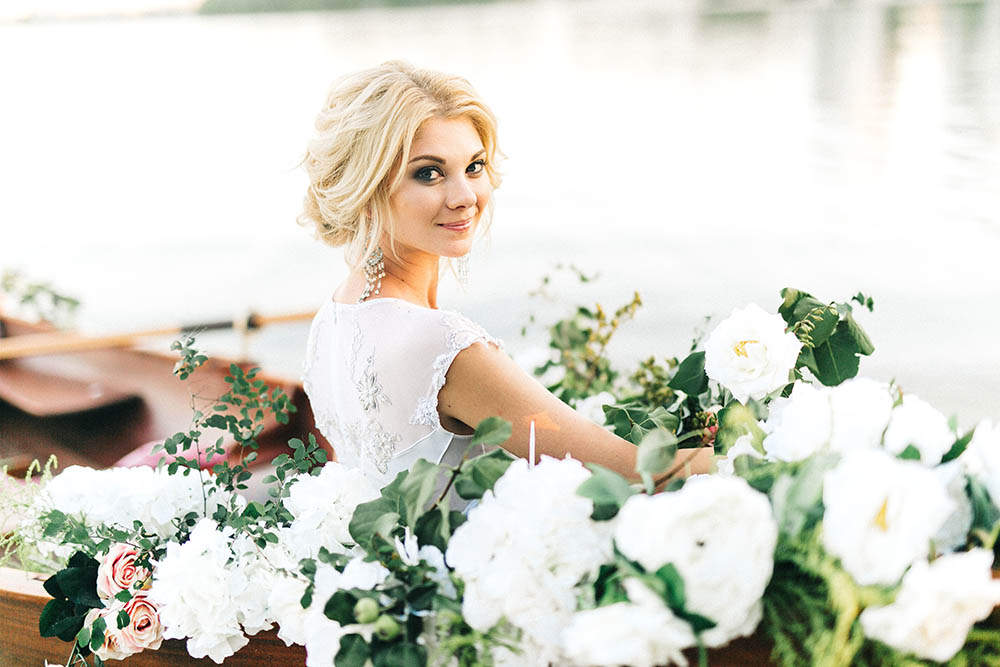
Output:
(302, 297), (503, 489)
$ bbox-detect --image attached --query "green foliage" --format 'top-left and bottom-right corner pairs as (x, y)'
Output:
(635, 429), (678, 493)
(39, 552), (102, 642)
(576, 464), (638, 520)
(780, 288), (875, 387)
(668, 351), (708, 396)
(0, 269), (80, 326)
(453, 449), (516, 501)
(603, 402), (679, 445)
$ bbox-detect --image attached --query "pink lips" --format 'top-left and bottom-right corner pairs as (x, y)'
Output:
(439, 218), (472, 231)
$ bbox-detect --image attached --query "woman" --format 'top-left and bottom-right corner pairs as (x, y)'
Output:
(300, 61), (710, 489)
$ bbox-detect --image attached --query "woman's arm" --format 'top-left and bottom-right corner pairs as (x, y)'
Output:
(437, 342), (713, 481)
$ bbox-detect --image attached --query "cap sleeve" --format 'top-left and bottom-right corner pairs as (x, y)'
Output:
(410, 311), (504, 430)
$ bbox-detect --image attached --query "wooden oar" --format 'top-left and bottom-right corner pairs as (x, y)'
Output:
(0, 310), (317, 360)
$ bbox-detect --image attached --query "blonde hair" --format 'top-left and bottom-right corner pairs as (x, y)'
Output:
(299, 61), (502, 268)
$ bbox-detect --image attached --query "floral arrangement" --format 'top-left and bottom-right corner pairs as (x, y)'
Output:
(5, 285), (1000, 667)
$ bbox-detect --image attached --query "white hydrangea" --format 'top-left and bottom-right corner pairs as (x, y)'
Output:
(960, 419), (1000, 504)
(703, 303), (802, 404)
(822, 450), (954, 586)
(149, 519), (264, 663)
(613, 475), (777, 647)
(301, 557), (385, 667)
(883, 394), (955, 465)
(281, 462), (380, 559)
(446, 456), (614, 657)
(36, 466), (221, 539)
(860, 549), (1000, 662)
(762, 382), (832, 462)
(561, 579), (694, 667)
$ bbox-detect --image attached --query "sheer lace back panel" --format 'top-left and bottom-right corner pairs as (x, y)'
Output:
(302, 298), (503, 488)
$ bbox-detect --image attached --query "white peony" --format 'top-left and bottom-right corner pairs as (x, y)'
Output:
(883, 394), (955, 465)
(561, 578), (694, 667)
(762, 382), (832, 462)
(446, 456), (614, 657)
(822, 450), (954, 586)
(827, 378), (894, 453)
(613, 475), (777, 647)
(860, 549), (1000, 662)
(703, 303), (802, 404)
(149, 519), (270, 663)
(960, 419), (1000, 504)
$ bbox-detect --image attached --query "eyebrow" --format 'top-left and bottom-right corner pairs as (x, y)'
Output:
(408, 149), (485, 164)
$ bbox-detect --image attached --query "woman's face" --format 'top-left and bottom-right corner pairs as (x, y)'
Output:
(386, 115), (492, 260)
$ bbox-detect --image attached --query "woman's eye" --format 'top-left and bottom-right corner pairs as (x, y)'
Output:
(467, 159), (486, 175)
(415, 166), (443, 182)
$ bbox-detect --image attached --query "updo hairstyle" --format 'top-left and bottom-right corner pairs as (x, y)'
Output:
(299, 61), (502, 268)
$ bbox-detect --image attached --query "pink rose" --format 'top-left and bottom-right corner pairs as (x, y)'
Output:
(97, 543), (151, 601)
(83, 608), (135, 662)
(118, 594), (164, 654)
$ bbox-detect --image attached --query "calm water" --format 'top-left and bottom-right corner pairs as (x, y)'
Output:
(1, 0), (998, 421)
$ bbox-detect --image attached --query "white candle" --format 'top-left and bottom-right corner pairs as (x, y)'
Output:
(529, 420), (536, 468)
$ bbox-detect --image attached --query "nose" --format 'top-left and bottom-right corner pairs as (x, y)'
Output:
(446, 175), (477, 210)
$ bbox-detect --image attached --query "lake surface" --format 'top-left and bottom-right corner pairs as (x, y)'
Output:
(1, 0), (998, 422)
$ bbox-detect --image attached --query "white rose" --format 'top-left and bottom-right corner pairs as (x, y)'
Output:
(827, 378), (894, 453)
(883, 394), (955, 465)
(614, 476), (777, 647)
(704, 303), (802, 404)
(821, 450), (954, 586)
(860, 549), (1000, 662)
(762, 382), (832, 462)
(960, 419), (1000, 504)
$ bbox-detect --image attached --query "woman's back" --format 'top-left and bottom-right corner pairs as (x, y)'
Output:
(302, 297), (502, 487)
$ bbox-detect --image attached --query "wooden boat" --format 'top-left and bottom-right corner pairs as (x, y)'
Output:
(0, 314), (330, 478)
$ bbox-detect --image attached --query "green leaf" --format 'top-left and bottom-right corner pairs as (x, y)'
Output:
(116, 609), (130, 630)
(811, 325), (861, 387)
(349, 472), (407, 547)
(413, 507), (449, 552)
(842, 311), (874, 356)
(942, 429), (975, 464)
(667, 351), (708, 395)
(76, 625), (91, 649)
(335, 634), (371, 667)
(769, 454), (839, 536)
(778, 288), (824, 326)
(89, 615), (106, 652)
(968, 476), (1000, 534)
(454, 448), (517, 500)
(898, 445), (922, 461)
(372, 641), (427, 667)
(577, 464), (637, 521)
(652, 563), (686, 610)
(398, 459), (441, 527)
(469, 417), (513, 449)
(635, 429), (677, 492)
(39, 598), (82, 641)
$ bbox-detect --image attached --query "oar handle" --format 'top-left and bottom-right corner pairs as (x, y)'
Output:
(0, 310), (317, 361)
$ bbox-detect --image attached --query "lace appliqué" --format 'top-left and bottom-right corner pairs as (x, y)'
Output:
(411, 312), (504, 430)
(346, 319), (399, 473)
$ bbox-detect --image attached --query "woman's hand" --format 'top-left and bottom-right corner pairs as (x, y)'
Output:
(437, 342), (713, 481)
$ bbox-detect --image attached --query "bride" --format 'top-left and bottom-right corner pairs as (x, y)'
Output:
(299, 61), (711, 490)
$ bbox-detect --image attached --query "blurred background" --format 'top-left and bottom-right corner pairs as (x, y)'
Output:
(1, 0), (997, 422)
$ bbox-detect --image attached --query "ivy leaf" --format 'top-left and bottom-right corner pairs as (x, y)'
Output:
(577, 464), (637, 521)
(667, 351), (708, 395)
